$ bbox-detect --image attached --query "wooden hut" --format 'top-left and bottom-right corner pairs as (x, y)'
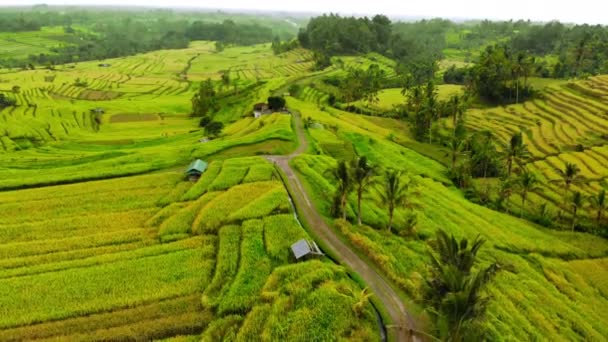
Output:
(185, 159), (208, 181)
(290, 239), (323, 260)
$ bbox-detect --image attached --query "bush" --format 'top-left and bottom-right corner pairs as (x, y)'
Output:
(205, 121), (224, 137)
(267, 96), (286, 110)
(0, 93), (16, 108)
(199, 116), (211, 128)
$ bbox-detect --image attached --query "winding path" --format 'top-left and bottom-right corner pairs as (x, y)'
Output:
(266, 110), (420, 342)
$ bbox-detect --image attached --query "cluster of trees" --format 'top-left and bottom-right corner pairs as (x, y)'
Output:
(271, 37), (299, 55)
(399, 81), (471, 144)
(327, 156), (418, 235)
(0, 93), (16, 108)
(0, 8), (287, 68)
(327, 64), (387, 106)
(298, 14), (392, 56)
(298, 15), (443, 83)
(442, 45), (536, 105)
(0, 7), (77, 32)
(467, 45), (536, 104)
(185, 20), (274, 46)
(509, 22), (608, 77)
(192, 79), (223, 138)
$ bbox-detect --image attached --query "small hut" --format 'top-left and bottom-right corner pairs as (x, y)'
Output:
(253, 103), (271, 118)
(291, 239), (323, 261)
(185, 159), (208, 181)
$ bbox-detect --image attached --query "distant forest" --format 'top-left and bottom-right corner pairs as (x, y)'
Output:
(0, 6), (299, 67)
(2, 6), (608, 84)
(298, 14), (608, 80)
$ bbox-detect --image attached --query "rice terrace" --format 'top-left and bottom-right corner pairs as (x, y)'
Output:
(0, 3), (607, 342)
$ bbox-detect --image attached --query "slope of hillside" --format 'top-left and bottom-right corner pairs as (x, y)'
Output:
(285, 99), (608, 339)
(1, 30), (608, 341)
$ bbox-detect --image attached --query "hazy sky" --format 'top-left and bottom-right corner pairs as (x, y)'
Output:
(2, 0), (607, 24)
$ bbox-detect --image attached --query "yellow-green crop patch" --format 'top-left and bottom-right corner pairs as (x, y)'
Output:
(0, 155), (379, 340)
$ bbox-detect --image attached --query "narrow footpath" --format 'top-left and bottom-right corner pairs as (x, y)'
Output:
(266, 110), (420, 342)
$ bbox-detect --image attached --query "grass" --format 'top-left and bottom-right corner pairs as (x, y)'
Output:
(2, 25), (608, 340)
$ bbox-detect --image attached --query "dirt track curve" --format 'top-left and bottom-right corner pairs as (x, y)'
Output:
(266, 110), (420, 342)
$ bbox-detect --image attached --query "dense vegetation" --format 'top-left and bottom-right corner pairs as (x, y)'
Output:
(0, 7), (298, 68)
(1, 5), (607, 342)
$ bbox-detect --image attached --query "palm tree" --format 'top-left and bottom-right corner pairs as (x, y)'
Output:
(588, 189), (606, 230)
(424, 230), (499, 341)
(377, 170), (417, 233)
(351, 156), (376, 225)
(430, 230), (485, 273)
(448, 95), (466, 127)
(498, 177), (515, 214)
(517, 169), (541, 218)
(570, 191), (584, 232)
(327, 160), (353, 220)
(504, 132), (529, 176)
(447, 134), (467, 169)
(513, 52), (528, 104)
(558, 162), (581, 199)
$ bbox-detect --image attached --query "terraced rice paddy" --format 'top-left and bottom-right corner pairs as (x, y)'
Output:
(0, 158), (379, 340)
(464, 76), (608, 216)
(0, 26), (74, 60)
(2, 21), (608, 340)
(289, 112), (608, 340)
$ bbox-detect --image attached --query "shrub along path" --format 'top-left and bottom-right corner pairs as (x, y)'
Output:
(266, 109), (420, 342)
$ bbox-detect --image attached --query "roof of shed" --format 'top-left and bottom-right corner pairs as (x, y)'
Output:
(291, 239), (312, 259)
(186, 159), (208, 173)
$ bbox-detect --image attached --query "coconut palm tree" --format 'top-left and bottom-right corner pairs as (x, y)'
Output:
(517, 169), (542, 218)
(588, 189), (606, 230)
(447, 94), (467, 127)
(570, 191), (584, 232)
(351, 156), (377, 225)
(497, 177), (515, 214)
(327, 160), (353, 220)
(377, 169), (417, 233)
(447, 134), (467, 169)
(558, 162), (581, 199)
(504, 132), (529, 176)
(424, 230), (499, 341)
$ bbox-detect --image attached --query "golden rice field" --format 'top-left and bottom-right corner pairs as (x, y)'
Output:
(464, 76), (608, 218)
(0, 157), (379, 340)
(2, 23), (608, 340)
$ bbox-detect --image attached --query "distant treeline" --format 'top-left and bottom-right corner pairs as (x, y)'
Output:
(0, 7), (295, 68)
(298, 15), (608, 80)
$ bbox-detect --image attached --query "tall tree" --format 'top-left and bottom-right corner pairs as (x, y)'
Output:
(497, 177), (515, 214)
(513, 52), (526, 104)
(504, 132), (529, 176)
(377, 170), (417, 233)
(327, 160), (353, 220)
(191, 79), (218, 117)
(424, 230), (499, 341)
(570, 191), (584, 232)
(447, 134), (467, 170)
(588, 189), (607, 230)
(351, 156), (377, 225)
(517, 169), (541, 218)
(558, 162), (581, 199)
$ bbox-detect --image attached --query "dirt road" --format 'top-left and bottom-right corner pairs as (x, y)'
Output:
(266, 110), (419, 342)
